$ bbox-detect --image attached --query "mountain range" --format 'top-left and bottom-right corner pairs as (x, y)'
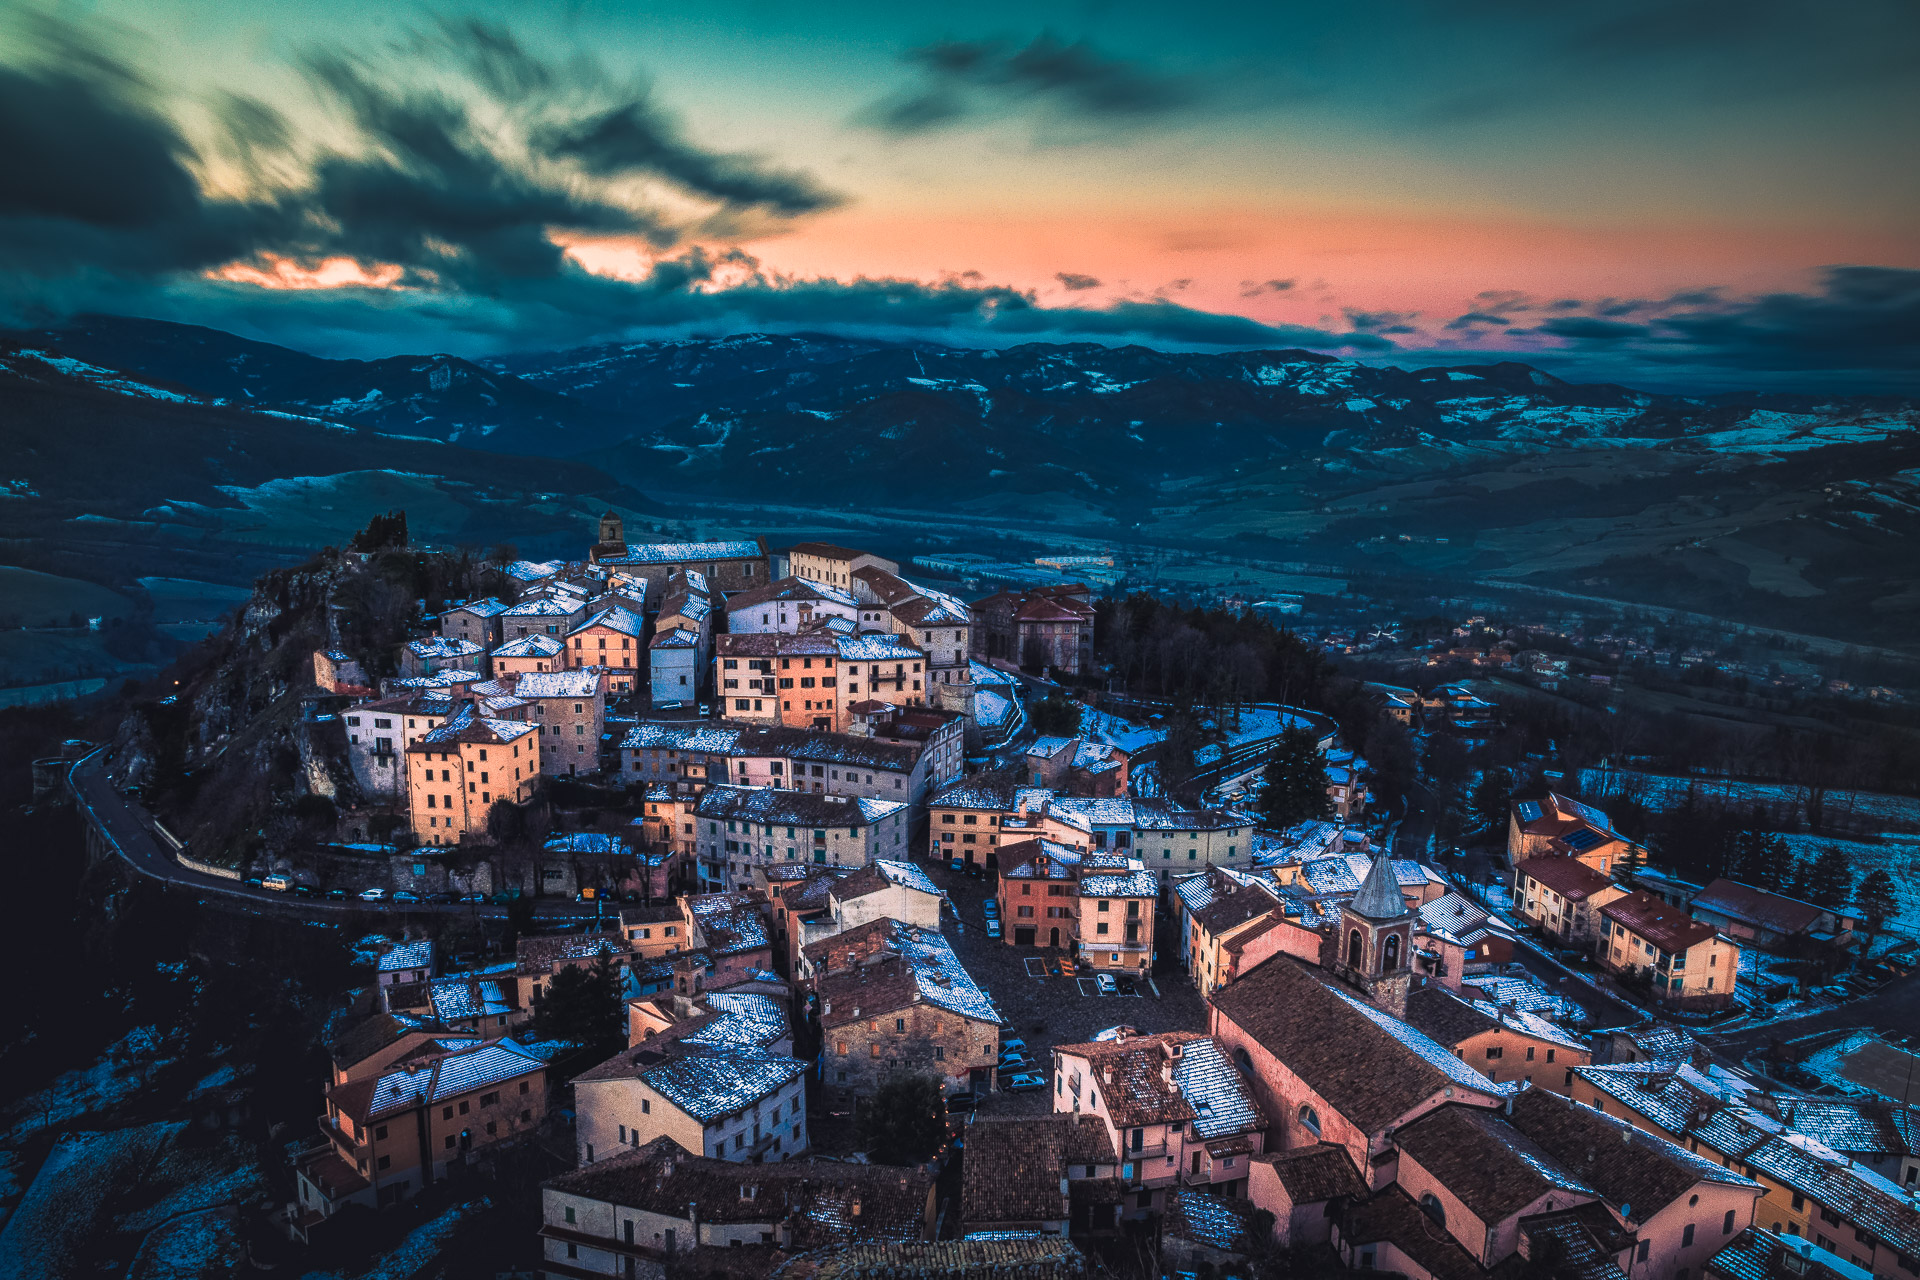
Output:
(4, 314), (1918, 649)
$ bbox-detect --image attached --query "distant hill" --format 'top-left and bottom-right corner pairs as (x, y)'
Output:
(8, 316), (1920, 648)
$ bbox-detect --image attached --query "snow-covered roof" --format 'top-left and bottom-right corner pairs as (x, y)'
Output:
(640, 1047), (807, 1122)
(353, 1039), (543, 1121)
(602, 540), (762, 565)
(406, 636), (485, 660)
(871, 858), (939, 896)
(679, 992), (790, 1051)
(378, 939), (434, 973)
(1080, 867), (1159, 898)
(504, 597), (581, 617)
(442, 597), (508, 618)
(835, 633), (924, 662)
(573, 605), (645, 638)
(513, 669), (601, 699)
(493, 633), (566, 658)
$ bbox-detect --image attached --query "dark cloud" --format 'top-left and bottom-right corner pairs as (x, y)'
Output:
(1345, 308), (1419, 334)
(869, 32), (1195, 134)
(1435, 267), (1920, 384)
(1240, 278), (1294, 297)
(1055, 272), (1102, 291)
(1648, 266), (1920, 371)
(1532, 316), (1649, 341)
(532, 104), (840, 216)
(0, 33), (291, 277)
(1444, 311), (1511, 330)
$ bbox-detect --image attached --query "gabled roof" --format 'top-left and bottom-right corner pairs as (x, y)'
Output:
(576, 1043), (806, 1122)
(1516, 856), (1619, 902)
(1253, 1143), (1365, 1204)
(1601, 890), (1719, 953)
(961, 1116), (1116, 1226)
(812, 919), (998, 1026)
(601, 540), (763, 565)
(727, 576), (859, 612)
(330, 1039), (543, 1123)
(1507, 1087), (1760, 1223)
(1393, 1103), (1596, 1225)
(571, 604), (644, 638)
(1050, 1032), (1263, 1138)
(1209, 955), (1501, 1135)
(545, 1137), (931, 1240)
(492, 632), (566, 658)
(1693, 879), (1848, 933)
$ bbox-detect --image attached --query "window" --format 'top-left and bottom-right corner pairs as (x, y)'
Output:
(1420, 1192), (1446, 1227)
(1299, 1104), (1321, 1136)
(565, 1206), (577, 1224)
(1683, 1225), (1696, 1247)
(1725, 1210), (1737, 1235)
(1637, 1242), (1650, 1263)
(375, 1125), (388, 1139)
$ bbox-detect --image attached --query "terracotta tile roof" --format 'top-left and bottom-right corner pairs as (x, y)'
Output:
(1693, 879), (1838, 935)
(1340, 1185), (1488, 1280)
(960, 1116), (1114, 1227)
(771, 1238), (1085, 1280)
(1601, 890), (1719, 953)
(1393, 1103), (1596, 1225)
(1507, 1087), (1760, 1222)
(1209, 955), (1500, 1135)
(1515, 856), (1619, 901)
(514, 930), (626, 976)
(546, 1137), (930, 1241)
(1051, 1032), (1263, 1137)
(1252, 1143), (1365, 1204)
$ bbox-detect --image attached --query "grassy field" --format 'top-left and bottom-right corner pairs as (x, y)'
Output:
(0, 630), (150, 691)
(0, 567), (136, 627)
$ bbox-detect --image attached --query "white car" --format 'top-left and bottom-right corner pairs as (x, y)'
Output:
(1095, 972), (1118, 995)
(358, 887), (388, 901)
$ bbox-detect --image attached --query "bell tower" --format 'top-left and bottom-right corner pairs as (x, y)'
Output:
(590, 509), (626, 564)
(1337, 854), (1416, 1019)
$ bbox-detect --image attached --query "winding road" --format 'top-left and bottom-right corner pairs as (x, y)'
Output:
(68, 750), (606, 922)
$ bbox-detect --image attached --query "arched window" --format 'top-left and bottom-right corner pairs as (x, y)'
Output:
(1383, 933), (1401, 971)
(1233, 1047), (1254, 1076)
(1299, 1105), (1321, 1136)
(1347, 929), (1363, 969)
(1420, 1193), (1445, 1227)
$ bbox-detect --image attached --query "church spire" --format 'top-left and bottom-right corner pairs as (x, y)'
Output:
(1350, 853), (1409, 921)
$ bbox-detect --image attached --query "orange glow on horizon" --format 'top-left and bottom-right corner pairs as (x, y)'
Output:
(211, 255), (406, 291)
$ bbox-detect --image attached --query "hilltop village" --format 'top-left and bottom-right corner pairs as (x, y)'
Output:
(54, 510), (1920, 1280)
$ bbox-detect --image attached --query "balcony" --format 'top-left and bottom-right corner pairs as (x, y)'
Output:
(1180, 1164), (1219, 1187)
(1124, 1140), (1170, 1161)
(317, 1115), (367, 1160)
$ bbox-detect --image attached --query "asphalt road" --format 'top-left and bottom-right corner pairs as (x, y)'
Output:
(1508, 938), (1645, 1031)
(69, 750), (604, 923)
(1704, 971), (1920, 1058)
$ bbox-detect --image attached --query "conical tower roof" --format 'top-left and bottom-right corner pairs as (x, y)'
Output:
(1349, 853), (1409, 921)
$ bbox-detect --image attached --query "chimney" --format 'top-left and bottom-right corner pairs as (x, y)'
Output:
(1018, 797), (1029, 820)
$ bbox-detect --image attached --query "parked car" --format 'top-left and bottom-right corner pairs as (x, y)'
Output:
(392, 890), (421, 904)
(946, 1093), (978, 1114)
(261, 874), (294, 892)
(459, 893), (487, 904)
(1000, 1037), (1029, 1058)
(324, 887), (348, 899)
(243, 877), (264, 888)
(985, 919), (1002, 939)
(1096, 972), (1118, 996)
(291, 883), (314, 896)
(949, 858), (966, 874)
(1003, 1072), (1046, 1093)
(425, 891), (457, 904)
(982, 899), (998, 918)
(358, 887), (388, 901)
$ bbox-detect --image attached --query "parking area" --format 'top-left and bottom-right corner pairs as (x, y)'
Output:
(923, 855), (1209, 1118)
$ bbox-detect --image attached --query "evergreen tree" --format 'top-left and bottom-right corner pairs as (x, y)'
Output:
(1754, 833), (1796, 891)
(350, 509), (409, 551)
(1469, 769), (1512, 841)
(857, 1074), (947, 1165)
(1805, 846), (1853, 908)
(1856, 870), (1898, 945)
(1027, 694), (1082, 738)
(534, 953), (624, 1054)
(1257, 726), (1334, 831)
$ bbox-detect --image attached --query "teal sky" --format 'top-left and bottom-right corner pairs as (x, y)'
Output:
(6, 0), (1919, 388)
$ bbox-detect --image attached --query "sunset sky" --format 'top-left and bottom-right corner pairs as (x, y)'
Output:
(4, 0), (1917, 390)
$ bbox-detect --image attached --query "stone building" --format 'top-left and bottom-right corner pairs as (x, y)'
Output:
(405, 707), (542, 846)
(970, 585), (1094, 675)
(806, 918), (1002, 1103)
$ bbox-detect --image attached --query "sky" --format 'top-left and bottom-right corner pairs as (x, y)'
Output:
(3, 0), (1918, 392)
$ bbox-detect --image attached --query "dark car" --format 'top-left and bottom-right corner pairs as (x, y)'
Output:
(392, 890), (421, 904)
(425, 891), (458, 904)
(324, 887), (348, 899)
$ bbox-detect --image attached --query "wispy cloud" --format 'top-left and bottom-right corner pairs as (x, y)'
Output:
(866, 32), (1198, 134)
